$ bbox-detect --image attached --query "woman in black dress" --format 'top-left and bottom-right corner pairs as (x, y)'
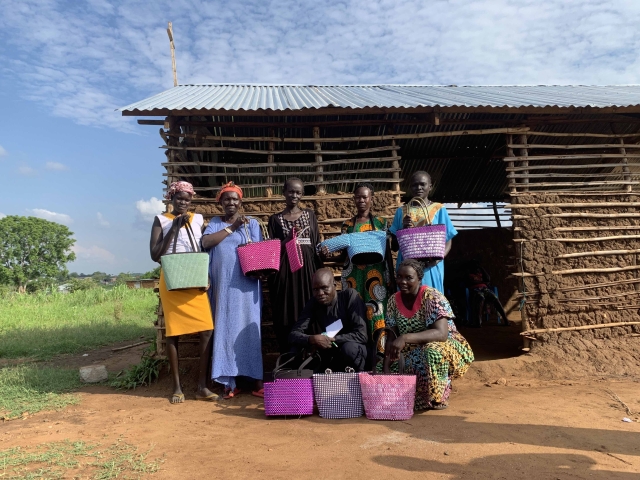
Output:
(268, 177), (323, 354)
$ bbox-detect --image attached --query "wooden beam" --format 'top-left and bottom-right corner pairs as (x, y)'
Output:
(507, 202), (640, 208)
(162, 167), (402, 177)
(163, 126), (530, 144)
(492, 201), (502, 228)
(506, 163), (640, 172)
(555, 249), (640, 259)
(190, 178), (403, 191)
(521, 322), (640, 336)
(161, 145), (400, 155)
(508, 143), (640, 150)
(502, 153), (640, 162)
(160, 156), (401, 169)
(167, 22), (178, 87)
(314, 126), (326, 195)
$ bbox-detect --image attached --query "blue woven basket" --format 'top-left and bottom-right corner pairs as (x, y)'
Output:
(347, 230), (387, 265)
(320, 234), (351, 253)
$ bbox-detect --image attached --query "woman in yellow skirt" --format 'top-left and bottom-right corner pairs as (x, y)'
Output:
(150, 181), (215, 404)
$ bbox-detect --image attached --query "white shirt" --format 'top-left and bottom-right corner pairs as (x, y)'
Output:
(156, 213), (204, 254)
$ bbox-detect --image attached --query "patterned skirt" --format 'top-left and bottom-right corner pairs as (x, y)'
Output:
(386, 331), (474, 410)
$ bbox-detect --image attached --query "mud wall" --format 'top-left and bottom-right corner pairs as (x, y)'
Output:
(513, 193), (640, 352)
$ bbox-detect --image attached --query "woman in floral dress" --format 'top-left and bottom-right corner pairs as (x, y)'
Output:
(384, 259), (474, 410)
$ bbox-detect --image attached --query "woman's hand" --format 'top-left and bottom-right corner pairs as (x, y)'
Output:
(319, 245), (331, 260)
(402, 214), (413, 229)
(387, 335), (406, 360)
(172, 213), (188, 229)
(231, 215), (249, 230)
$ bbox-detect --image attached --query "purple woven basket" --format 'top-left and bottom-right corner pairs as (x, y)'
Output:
(396, 223), (447, 260)
(264, 379), (315, 416)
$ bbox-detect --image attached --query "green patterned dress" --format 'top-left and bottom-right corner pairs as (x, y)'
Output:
(340, 216), (391, 345)
(385, 286), (474, 410)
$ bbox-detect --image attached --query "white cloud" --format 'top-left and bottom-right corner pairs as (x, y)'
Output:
(2, 1), (640, 131)
(17, 164), (37, 176)
(0, 145), (7, 158)
(72, 244), (116, 264)
(136, 197), (164, 222)
(97, 212), (110, 227)
(45, 161), (69, 171)
(27, 208), (73, 225)
(0, 213), (6, 219)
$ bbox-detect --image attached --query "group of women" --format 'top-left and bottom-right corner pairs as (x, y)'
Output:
(149, 171), (474, 410)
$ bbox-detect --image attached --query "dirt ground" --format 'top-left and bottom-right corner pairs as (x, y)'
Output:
(3, 333), (640, 479)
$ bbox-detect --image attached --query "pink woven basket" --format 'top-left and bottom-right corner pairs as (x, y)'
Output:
(285, 226), (304, 273)
(264, 378), (315, 416)
(396, 197), (446, 260)
(237, 219), (281, 276)
(359, 329), (416, 420)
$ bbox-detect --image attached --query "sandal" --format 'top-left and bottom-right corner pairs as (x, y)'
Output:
(251, 388), (265, 398)
(171, 393), (185, 404)
(223, 388), (241, 399)
(431, 402), (448, 410)
(195, 392), (219, 401)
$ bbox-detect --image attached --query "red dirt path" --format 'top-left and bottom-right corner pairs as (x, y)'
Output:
(2, 339), (640, 479)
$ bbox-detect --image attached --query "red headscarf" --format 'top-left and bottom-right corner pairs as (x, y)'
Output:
(216, 181), (243, 202)
(164, 181), (195, 200)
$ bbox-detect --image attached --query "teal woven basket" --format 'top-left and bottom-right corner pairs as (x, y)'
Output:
(161, 252), (209, 290)
(347, 230), (387, 265)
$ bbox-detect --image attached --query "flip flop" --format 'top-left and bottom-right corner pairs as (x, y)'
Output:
(223, 388), (241, 399)
(171, 393), (185, 404)
(195, 392), (219, 401)
(431, 402), (448, 410)
(251, 388), (265, 398)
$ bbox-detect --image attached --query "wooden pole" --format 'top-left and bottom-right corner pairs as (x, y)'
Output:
(314, 126), (326, 195)
(266, 128), (275, 197)
(492, 201), (502, 228)
(619, 138), (632, 193)
(521, 321), (640, 336)
(167, 22), (178, 87)
(518, 133), (529, 192)
(506, 134), (517, 194)
(391, 139), (401, 205)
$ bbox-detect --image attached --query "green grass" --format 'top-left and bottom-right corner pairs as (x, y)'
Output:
(0, 286), (157, 359)
(0, 439), (162, 479)
(0, 365), (82, 420)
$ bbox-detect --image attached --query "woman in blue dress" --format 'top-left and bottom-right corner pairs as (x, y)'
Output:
(202, 182), (263, 399)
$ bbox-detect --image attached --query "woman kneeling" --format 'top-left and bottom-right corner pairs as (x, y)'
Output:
(383, 259), (474, 410)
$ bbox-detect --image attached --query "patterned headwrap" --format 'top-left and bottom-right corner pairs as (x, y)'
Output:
(216, 181), (243, 202)
(164, 181), (195, 200)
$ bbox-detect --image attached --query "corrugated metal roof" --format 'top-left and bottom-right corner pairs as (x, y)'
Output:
(119, 84), (640, 113)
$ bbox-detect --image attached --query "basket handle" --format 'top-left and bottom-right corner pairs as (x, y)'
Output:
(171, 213), (198, 254)
(406, 196), (432, 227)
(371, 327), (405, 375)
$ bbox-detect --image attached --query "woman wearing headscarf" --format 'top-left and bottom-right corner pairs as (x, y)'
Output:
(149, 181), (214, 404)
(202, 182), (263, 399)
(267, 177), (323, 354)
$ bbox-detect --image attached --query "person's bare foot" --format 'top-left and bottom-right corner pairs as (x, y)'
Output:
(195, 387), (218, 401)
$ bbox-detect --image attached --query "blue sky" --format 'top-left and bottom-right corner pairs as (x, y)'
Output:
(1, 0), (639, 274)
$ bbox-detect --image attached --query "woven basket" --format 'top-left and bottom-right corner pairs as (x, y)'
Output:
(161, 221), (209, 291)
(359, 329), (416, 420)
(347, 230), (387, 265)
(313, 368), (363, 419)
(319, 233), (351, 253)
(237, 218), (281, 277)
(396, 197), (447, 260)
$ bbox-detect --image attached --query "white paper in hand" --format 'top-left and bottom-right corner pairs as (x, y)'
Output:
(325, 319), (343, 338)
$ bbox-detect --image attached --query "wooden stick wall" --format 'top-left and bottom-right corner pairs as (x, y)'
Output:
(506, 130), (640, 344)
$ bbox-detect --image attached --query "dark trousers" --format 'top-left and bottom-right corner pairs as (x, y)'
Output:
(316, 341), (367, 372)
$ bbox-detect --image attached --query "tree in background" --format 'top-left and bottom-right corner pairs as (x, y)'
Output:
(0, 216), (76, 293)
(141, 266), (161, 279)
